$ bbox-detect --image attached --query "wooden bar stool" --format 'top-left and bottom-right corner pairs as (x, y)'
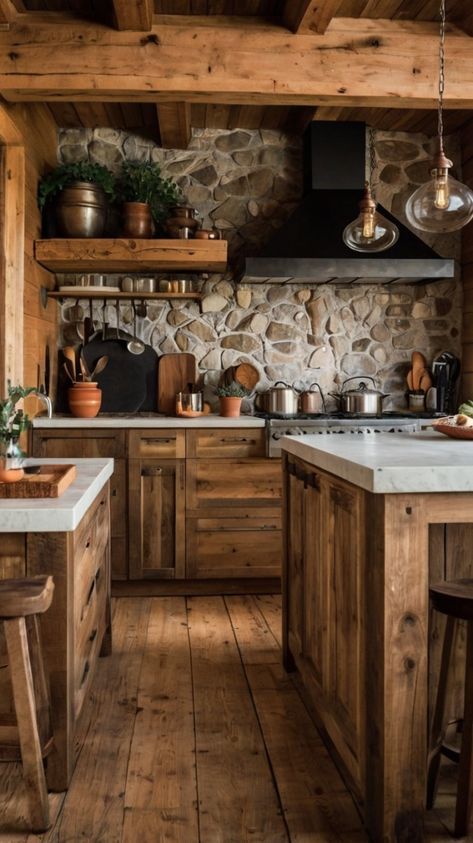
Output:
(428, 578), (473, 837)
(0, 575), (54, 832)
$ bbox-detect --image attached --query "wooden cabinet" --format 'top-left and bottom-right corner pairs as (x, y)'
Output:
(32, 425), (281, 585)
(128, 458), (185, 579)
(0, 483), (111, 791)
(283, 454), (365, 795)
(31, 429), (127, 580)
(186, 431), (282, 580)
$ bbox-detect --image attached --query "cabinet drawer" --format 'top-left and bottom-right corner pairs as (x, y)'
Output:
(186, 459), (282, 510)
(128, 430), (185, 459)
(186, 516), (281, 578)
(74, 570), (106, 718)
(186, 428), (265, 459)
(31, 429), (125, 459)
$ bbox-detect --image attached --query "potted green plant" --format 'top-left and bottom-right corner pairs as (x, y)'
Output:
(0, 383), (37, 482)
(216, 383), (250, 418)
(38, 162), (116, 238)
(116, 160), (181, 238)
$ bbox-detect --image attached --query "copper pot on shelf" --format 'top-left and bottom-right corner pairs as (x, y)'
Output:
(166, 205), (200, 238)
(55, 181), (107, 238)
(122, 202), (153, 238)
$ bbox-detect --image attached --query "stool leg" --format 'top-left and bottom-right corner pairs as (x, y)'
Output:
(427, 615), (456, 809)
(4, 617), (50, 833)
(455, 619), (473, 837)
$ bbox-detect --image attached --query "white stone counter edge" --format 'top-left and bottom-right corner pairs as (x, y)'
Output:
(33, 415), (265, 429)
(0, 458), (114, 533)
(280, 432), (473, 494)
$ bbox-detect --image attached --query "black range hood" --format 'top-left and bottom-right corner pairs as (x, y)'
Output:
(241, 121), (454, 284)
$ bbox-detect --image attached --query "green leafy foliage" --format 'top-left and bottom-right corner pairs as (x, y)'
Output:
(0, 383), (37, 455)
(216, 382), (250, 398)
(38, 162), (116, 210)
(117, 160), (181, 224)
(458, 400), (473, 418)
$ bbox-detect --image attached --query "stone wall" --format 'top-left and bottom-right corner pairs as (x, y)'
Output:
(57, 127), (462, 410)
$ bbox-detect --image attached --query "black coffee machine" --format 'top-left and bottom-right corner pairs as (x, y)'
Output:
(432, 352), (460, 414)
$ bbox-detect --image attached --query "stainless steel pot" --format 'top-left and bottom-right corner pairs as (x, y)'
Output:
(330, 377), (390, 415)
(255, 381), (299, 415)
(56, 181), (107, 238)
(299, 382), (325, 415)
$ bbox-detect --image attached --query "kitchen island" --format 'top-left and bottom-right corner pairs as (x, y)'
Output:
(0, 458), (114, 792)
(281, 431), (473, 843)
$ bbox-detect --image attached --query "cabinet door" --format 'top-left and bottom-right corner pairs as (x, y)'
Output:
(325, 476), (365, 783)
(128, 459), (185, 580)
(286, 460), (305, 660)
(186, 458), (282, 511)
(303, 470), (328, 691)
(186, 513), (281, 579)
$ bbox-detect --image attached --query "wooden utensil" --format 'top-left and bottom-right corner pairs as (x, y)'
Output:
(158, 353), (197, 415)
(407, 370), (414, 391)
(63, 346), (77, 382)
(411, 351), (427, 390)
(224, 363), (259, 391)
(419, 368), (433, 392)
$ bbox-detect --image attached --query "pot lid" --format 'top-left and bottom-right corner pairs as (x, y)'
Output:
(342, 380), (384, 396)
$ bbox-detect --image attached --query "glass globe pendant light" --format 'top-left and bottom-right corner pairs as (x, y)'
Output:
(343, 129), (399, 252)
(405, 0), (473, 233)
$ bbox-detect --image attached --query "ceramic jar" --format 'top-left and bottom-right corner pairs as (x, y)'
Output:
(68, 382), (102, 418)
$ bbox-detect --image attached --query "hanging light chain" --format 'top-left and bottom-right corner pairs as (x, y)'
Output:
(369, 126), (378, 199)
(438, 0), (445, 142)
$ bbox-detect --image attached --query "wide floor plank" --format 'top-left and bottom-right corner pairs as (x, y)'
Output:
(123, 597), (199, 842)
(0, 595), (466, 842)
(187, 595), (288, 843)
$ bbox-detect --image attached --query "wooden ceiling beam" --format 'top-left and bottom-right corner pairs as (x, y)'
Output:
(0, 15), (473, 109)
(111, 0), (153, 31)
(0, 0), (18, 25)
(156, 102), (191, 149)
(282, 1), (344, 34)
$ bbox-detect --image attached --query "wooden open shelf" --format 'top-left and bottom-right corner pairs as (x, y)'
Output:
(47, 290), (201, 302)
(34, 238), (228, 273)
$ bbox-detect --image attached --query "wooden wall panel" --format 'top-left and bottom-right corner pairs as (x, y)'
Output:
(461, 117), (473, 401)
(0, 101), (57, 402)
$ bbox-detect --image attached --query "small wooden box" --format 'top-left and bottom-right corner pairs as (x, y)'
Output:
(0, 464), (77, 498)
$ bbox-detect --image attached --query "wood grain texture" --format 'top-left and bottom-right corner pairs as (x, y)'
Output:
(0, 465), (76, 499)
(0, 15), (471, 110)
(282, 0), (344, 33)
(34, 238), (227, 272)
(157, 353), (196, 416)
(112, 0), (153, 31)
(157, 101), (191, 149)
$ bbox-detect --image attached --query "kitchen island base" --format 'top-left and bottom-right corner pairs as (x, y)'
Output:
(0, 476), (112, 793)
(282, 449), (473, 843)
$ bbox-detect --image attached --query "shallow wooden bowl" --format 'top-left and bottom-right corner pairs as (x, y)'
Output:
(433, 422), (473, 440)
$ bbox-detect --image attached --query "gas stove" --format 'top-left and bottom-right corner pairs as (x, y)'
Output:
(265, 412), (432, 457)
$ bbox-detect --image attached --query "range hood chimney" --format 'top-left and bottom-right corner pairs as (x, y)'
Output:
(241, 121), (454, 284)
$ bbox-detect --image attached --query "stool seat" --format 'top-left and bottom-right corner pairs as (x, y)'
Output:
(430, 578), (473, 621)
(0, 576), (54, 618)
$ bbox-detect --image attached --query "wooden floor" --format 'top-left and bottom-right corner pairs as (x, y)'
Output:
(0, 595), (467, 842)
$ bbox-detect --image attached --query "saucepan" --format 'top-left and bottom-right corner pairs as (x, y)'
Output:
(255, 382), (299, 416)
(330, 376), (390, 415)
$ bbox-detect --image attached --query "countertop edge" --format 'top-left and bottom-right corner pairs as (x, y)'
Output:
(32, 415), (266, 429)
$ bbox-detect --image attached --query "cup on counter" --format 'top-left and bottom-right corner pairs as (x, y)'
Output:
(176, 391), (203, 416)
(408, 392), (425, 412)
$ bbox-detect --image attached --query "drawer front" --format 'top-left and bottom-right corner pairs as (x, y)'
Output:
(74, 567), (107, 718)
(128, 430), (185, 459)
(32, 429), (126, 459)
(186, 428), (265, 459)
(186, 517), (281, 579)
(186, 459), (282, 510)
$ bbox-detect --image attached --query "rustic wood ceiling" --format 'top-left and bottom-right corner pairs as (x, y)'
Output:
(3, 0), (473, 144)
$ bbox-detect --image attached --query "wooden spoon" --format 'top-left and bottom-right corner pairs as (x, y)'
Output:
(411, 351), (427, 390)
(419, 368), (433, 392)
(62, 346), (77, 382)
(91, 356), (109, 380)
(407, 370), (414, 391)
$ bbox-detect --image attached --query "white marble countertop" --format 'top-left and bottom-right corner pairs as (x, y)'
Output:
(32, 414), (265, 429)
(281, 430), (473, 493)
(0, 458), (114, 532)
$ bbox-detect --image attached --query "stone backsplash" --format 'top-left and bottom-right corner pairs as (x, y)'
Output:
(57, 126), (462, 410)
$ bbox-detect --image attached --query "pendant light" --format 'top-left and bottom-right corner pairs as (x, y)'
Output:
(343, 129), (399, 252)
(405, 0), (473, 233)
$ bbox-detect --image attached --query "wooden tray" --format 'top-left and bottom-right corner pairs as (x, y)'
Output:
(0, 464), (77, 498)
(433, 422), (473, 440)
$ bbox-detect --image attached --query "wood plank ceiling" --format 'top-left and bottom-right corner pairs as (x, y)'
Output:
(3, 0), (473, 146)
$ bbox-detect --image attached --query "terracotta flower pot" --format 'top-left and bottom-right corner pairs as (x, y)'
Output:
(0, 464), (24, 483)
(219, 396), (242, 418)
(122, 202), (153, 238)
(68, 382), (102, 418)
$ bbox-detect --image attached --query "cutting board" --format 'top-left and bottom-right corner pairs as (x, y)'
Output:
(158, 353), (197, 415)
(83, 337), (157, 412)
(0, 464), (77, 498)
